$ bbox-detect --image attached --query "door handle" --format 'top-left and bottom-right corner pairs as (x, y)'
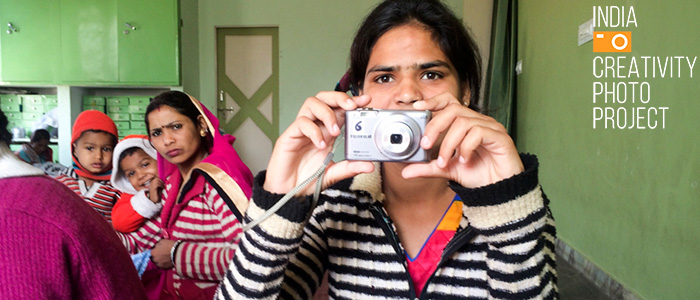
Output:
(7, 22), (18, 34)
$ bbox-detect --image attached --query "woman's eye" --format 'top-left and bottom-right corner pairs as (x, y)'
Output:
(421, 72), (442, 80)
(173, 124), (182, 130)
(151, 130), (161, 137)
(374, 75), (393, 84)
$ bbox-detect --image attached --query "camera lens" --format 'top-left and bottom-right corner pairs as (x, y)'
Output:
(373, 112), (429, 161)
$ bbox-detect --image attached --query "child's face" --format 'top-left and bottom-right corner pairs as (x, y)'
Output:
(73, 131), (115, 174)
(119, 148), (158, 191)
(32, 139), (50, 154)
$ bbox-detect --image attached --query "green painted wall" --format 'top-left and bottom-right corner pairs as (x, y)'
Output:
(180, 0), (200, 98)
(517, 1), (700, 299)
(190, 0), (462, 133)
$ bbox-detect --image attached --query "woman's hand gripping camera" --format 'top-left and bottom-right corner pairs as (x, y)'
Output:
(263, 92), (374, 196)
(405, 92), (524, 189)
(263, 90), (525, 196)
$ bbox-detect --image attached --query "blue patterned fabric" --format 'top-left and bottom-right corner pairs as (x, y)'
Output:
(131, 250), (152, 278)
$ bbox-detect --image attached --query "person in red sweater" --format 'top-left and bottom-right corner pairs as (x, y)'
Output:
(117, 91), (254, 300)
(111, 134), (164, 233)
(0, 109), (147, 300)
(53, 110), (121, 223)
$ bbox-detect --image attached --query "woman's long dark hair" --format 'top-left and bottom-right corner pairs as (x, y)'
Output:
(349, 0), (482, 110)
(0, 109), (12, 145)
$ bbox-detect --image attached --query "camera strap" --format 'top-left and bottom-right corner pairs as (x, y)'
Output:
(236, 132), (343, 239)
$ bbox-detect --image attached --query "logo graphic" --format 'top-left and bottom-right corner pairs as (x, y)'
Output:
(593, 31), (632, 52)
(354, 121), (363, 131)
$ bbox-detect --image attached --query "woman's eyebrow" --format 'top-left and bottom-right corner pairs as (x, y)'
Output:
(367, 65), (397, 73)
(367, 60), (451, 74)
(417, 60), (451, 70)
(153, 121), (181, 130)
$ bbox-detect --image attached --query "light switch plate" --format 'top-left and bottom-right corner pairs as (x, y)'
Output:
(578, 18), (594, 46)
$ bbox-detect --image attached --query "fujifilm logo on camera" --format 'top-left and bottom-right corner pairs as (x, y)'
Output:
(345, 108), (431, 162)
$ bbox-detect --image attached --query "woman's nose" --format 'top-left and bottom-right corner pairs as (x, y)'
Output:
(162, 131), (175, 145)
(395, 78), (422, 105)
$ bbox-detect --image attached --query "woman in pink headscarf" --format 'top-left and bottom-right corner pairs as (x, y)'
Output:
(118, 91), (253, 300)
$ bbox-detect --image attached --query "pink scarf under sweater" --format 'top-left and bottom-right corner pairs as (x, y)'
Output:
(156, 95), (254, 230)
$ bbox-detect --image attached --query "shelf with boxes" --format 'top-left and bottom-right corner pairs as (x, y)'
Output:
(83, 95), (152, 137)
(1, 86), (173, 166)
(1, 94), (58, 140)
(2, 92), (60, 162)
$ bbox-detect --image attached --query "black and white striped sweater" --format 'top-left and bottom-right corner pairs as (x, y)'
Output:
(217, 154), (557, 299)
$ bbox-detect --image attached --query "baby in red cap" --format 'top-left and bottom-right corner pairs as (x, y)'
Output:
(53, 110), (121, 224)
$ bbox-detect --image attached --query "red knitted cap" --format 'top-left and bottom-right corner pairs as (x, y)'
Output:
(71, 110), (118, 144)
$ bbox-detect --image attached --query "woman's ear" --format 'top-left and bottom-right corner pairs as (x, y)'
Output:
(461, 86), (471, 107)
(197, 115), (208, 133)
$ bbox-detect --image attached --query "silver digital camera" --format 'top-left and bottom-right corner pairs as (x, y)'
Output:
(345, 108), (431, 162)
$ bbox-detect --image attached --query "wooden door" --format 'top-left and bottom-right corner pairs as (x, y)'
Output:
(216, 27), (279, 174)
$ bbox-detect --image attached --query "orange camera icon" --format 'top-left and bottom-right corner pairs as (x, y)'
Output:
(593, 31), (632, 52)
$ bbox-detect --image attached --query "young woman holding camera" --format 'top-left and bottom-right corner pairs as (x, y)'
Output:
(217, 0), (557, 299)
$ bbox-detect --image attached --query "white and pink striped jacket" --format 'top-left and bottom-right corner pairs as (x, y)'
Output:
(118, 171), (243, 293)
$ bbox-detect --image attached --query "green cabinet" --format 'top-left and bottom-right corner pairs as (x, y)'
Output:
(117, 0), (179, 84)
(60, 0), (118, 83)
(1, 0), (178, 85)
(0, 1), (61, 83)
(61, 0), (179, 85)
(44, 96), (58, 111)
(99, 95), (152, 136)
(106, 96), (129, 107)
(83, 96), (106, 112)
(1, 95), (21, 112)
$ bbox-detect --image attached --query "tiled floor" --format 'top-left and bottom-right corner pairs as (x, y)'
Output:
(558, 254), (615, 300)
